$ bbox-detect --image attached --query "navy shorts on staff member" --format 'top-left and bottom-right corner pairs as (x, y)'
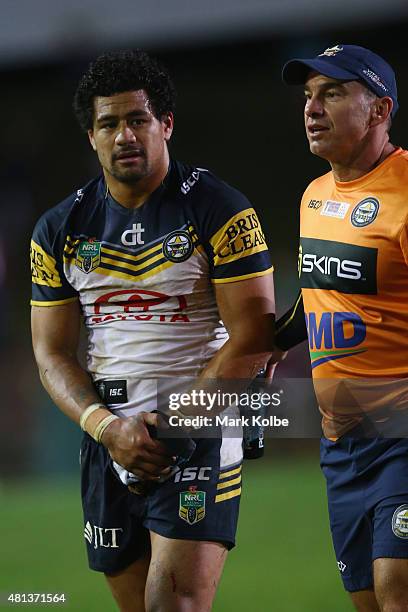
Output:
(321, 432), (408, 592)
(80, 434), (242, 574)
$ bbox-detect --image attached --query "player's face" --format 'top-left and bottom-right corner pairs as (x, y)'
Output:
(88, 90), (173, 184)
(304, 73), (374, 164)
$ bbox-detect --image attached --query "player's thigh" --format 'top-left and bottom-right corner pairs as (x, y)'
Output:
(374, 558), (408, 611)
(146, 532), (227, 612)
(81, 433), (152, 610)
(105, 555), (151, 612)
(349, 590), (380, 612)
(371, 496), (408, 610)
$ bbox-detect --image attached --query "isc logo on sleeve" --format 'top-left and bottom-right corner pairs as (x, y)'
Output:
(95, 379), (128, 404)
(210, 207), (268, 265)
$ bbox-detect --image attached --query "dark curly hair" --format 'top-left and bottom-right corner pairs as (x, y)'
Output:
(73, 49), (176, 131)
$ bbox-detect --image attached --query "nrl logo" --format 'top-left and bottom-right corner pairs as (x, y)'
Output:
(76, 238), (101, 274)
(179, 490), (206, 525)
(319, 45), (343, 57)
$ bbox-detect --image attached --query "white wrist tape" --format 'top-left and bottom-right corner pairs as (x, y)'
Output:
(79, 403), (107, 432)
(93, 414), (120, 443)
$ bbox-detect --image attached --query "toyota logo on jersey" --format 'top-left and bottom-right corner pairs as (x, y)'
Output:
(90, 289), (189, 324)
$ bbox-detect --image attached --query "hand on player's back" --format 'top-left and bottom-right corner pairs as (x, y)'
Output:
(100, 411), (175, 480)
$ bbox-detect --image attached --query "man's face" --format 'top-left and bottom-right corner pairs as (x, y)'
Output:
(303, 73), (374, 163)
(88, 90), (173, 184)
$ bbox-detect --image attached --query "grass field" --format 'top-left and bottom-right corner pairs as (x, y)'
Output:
(0, 457), (352, 611)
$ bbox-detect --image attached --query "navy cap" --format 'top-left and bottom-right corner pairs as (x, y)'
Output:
(282, 44), (398, 117)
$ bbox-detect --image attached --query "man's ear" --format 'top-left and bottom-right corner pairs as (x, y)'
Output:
(88, 130), (97, 151)
(162, 112), (174, 141)
(370, 96), (393, 128)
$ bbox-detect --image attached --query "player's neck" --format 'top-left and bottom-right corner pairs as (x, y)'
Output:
(104, 158), (169, 209)
(330, 140), (396, 183)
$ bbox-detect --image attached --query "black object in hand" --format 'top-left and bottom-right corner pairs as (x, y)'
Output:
(243, 369), (266, 460)
(148, 411), (196, 469)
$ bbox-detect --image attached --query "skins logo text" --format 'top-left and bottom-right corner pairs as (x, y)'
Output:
(299, 237), (377, 294)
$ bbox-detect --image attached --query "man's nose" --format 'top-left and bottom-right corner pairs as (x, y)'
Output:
(305, 96), (324, 118)
(115, 124), (137, 144)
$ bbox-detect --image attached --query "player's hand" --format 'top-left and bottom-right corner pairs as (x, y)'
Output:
(265, 347), (288, 381)
(100, 411), (175, 481)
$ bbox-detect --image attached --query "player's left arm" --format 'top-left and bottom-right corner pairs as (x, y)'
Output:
(199, 271), (276, 379)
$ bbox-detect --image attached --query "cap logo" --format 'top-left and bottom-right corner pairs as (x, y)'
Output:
(319, 45), (343, 57)
(361, 68), (388, 93)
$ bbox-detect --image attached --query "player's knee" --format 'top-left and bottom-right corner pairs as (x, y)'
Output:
(146, 580), (208, 612)
(380, 597), (408, 612)
(146, 592), (200, 612)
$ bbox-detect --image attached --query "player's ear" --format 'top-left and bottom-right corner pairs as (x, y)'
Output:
(161, 112), (174, 141)
(370, 97), (393, 128)
(88, 130), (97, 151)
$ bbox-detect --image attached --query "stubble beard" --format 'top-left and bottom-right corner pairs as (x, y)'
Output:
(109, 156), (150, 184)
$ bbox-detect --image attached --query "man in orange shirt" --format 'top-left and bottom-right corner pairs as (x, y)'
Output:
(276, 45), (408, 611)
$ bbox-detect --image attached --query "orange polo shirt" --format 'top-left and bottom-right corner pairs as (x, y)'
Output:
(299, 147), (408, 437)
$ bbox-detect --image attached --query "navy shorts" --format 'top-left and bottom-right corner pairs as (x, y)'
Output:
(321, 431), (408, 592)
(80, 434), (242, 573)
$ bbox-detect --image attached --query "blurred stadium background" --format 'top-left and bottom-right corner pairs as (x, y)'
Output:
(1, 1), (408, 609)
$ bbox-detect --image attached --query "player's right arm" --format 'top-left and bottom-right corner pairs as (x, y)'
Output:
(31, 302), (173, 480)
(31, 204), (173, 481)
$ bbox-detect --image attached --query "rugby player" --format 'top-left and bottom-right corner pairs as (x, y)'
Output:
(30, 50), (275, 611)
(274, 44), (408, 611)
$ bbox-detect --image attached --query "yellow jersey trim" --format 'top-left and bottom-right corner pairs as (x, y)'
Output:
(100, 252), (164, 272)
(31, 240), (62, 288)
(211, 266), (274, 284)
(210, 208), (269, 266)
(216, 475), (242, 490)
(31, 297), (78, 307)
(215, 487), (242, 503)
(89, 261), (175, 282)
(102, 242), (162, 262)
(219, 465), (242, 480)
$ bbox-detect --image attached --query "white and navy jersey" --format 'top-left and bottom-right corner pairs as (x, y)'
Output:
(31, 160), (272, 417)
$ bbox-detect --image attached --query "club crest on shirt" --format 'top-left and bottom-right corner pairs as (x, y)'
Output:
(351, 197), (379, 227)
(163, 231), (193, 263)
(179, 490), (206, 525)
(76, 239), (101, 273)
(392, 504), (408, 539)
